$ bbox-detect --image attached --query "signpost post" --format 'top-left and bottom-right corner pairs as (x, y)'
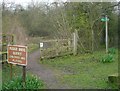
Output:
(101, 15), (109, 53)
(10, 64), (12, 80)
(7, 45), (27, 88)
(105, 15), (108, 53)
(23, 66), (26, 89)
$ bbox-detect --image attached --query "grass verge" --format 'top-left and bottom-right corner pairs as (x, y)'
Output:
(41, 50), (118, 89)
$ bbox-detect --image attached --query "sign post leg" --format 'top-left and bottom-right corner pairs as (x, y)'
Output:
(23, 66), (26, 89)
(10, 64), (12, 80)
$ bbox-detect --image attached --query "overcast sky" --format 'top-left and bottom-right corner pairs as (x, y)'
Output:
(1, 0), (120, 7)
(2, 0), (120, 3)
(1, 0), (54, 7)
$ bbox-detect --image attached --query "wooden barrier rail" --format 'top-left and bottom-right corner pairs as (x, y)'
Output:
(1, 34), (14, 63)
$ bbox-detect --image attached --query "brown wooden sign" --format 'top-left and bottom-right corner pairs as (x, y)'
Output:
(7, 45), (27, 66)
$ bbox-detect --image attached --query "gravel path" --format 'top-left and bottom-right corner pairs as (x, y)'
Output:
(27, 50), (70, 89)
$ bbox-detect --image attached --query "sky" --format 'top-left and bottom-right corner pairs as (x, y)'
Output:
(2, 0), (120, 4)
(3, 0), (55, 3)
(1, 0), (120, 7)
(1, 0), (68, 7)
(1, 0), (54, 7)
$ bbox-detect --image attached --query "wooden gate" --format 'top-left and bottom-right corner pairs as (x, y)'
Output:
(40, 38), (73, 59)
(40, 30), (79, 59)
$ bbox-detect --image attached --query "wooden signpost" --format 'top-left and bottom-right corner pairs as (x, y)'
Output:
(101, 15), (109, 53)
(7, 45), (27, 88)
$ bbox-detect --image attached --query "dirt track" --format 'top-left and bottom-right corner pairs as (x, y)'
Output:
(27, 50), (70, 89)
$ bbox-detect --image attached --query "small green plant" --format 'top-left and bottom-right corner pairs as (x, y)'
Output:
(108, 48), (116, 54)
(101, 54), (114, 63)
(3, 74), (45, 90)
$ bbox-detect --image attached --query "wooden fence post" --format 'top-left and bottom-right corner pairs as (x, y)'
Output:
(56, 39), (59, 56)
(68, 38), (71, 51)
(11, 35), (14, 45)
(2, 35), (7, 63)
(73, 30), (78, 55)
